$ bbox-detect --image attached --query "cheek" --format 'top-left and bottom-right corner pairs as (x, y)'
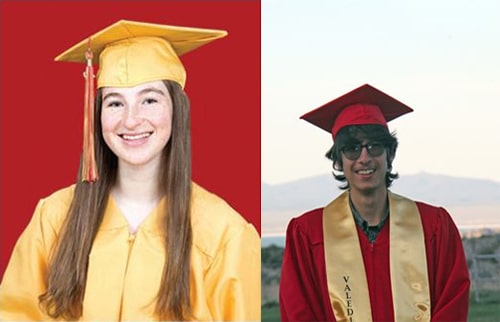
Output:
(340, 156), (351, 171)
(101, 111), (119, 130)
(155, 109), (173, 133)
(341, 160), (354, 176)
(157, 116), (173, 142)
(100, 112), (121, 140)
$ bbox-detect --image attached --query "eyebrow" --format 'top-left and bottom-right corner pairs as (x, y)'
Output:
(102, 92), (121, 102)
(102, 87), (167, 102)
(138, 87), (167, 97)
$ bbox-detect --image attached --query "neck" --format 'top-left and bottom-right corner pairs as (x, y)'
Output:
(113, 160), (162, 203)
(349, 188), (388, 226)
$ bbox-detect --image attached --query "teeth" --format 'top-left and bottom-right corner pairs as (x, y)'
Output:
(357, 169), (374, 175)
(122, 132), (151, 140)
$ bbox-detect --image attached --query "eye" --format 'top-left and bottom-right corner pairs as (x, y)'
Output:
(143, 98), (158, 105)
(344, 145), (361, 153)
(369, 143), (384, 149)
(367, 143), (386, 156)
(105, 100), (123, 108)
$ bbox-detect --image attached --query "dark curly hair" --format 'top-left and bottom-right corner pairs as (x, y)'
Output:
(325, 124), (399, 189)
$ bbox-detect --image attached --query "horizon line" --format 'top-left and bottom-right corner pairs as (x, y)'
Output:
(262, 171), (500, 186)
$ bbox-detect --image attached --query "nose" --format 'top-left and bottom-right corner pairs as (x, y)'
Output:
(123, 104), (142, 129)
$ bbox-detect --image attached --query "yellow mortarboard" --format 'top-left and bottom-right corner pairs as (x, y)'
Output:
(54, 19), (227, 182)
(55, 19), (228, 88)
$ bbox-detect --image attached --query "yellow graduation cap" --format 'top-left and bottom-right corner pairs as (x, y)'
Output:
(55, 19), (228, 88)
(55, 19), (227, 182)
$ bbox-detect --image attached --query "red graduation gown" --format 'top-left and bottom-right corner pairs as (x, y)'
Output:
(279, 201), (470, 322)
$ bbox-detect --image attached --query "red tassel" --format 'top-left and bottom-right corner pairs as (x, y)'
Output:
(82, 46), (98, 182)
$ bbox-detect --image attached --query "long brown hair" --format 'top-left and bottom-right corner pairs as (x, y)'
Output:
(39, 80), (193, 320)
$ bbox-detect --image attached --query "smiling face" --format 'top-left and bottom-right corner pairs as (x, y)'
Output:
(100, 80), (173, 169)
(327, 124), (399, 192)
(341, 139), (389, 195)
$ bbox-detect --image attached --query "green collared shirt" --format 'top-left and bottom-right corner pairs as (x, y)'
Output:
(349, 196), (389, 243)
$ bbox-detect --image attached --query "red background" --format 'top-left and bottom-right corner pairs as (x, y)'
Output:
(0, 1), (261, 278)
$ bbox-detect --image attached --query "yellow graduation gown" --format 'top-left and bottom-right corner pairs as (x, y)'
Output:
(0, 182), (261, 321)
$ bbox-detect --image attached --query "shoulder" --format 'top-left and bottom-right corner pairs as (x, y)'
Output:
(391, 192), (458, 237)
(191, 182), (259, 259)
(191, 182), (248, 227)
(415, 200), (447, 217)
(39, 184), (75, 210)
(415, 200), (459, 236)
(288, 208), (324, 231)
(16, 185), (74, 248)
(286, 207), (324, 246)
(35, 184), (75, 228)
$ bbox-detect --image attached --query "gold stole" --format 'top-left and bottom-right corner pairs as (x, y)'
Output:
(323, 191), (430, 321)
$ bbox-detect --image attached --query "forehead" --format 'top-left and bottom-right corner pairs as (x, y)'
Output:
(336, 124), (391, 145)
(101, 80), (168, 96)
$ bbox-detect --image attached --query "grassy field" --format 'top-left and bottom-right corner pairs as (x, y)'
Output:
(262, 305), (280, 322)
(468, 292), (500, 322)
(262, 296), (500, 322)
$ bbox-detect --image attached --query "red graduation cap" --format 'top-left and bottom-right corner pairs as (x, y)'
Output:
(300, 84), (413, 139)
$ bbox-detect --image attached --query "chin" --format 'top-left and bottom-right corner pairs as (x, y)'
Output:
(118, 155), (156, 167)
(353, 182), (385, 194)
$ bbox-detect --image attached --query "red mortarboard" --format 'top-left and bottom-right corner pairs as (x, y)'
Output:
(300, 84), (413, 139)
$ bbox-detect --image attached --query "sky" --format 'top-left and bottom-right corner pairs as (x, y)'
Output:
(262, 0), (500, 185)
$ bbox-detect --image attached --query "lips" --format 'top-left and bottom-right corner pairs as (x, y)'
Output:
(355, 169), (375, 175)
(119, 132), (153, 141)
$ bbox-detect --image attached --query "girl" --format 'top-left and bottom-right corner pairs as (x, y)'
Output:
(0, 20), (260, 321)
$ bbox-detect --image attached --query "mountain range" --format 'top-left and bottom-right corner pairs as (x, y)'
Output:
(262, 172), (500, 235)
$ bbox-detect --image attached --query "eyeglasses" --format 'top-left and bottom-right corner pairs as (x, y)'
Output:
(341, 142), (386, 160)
